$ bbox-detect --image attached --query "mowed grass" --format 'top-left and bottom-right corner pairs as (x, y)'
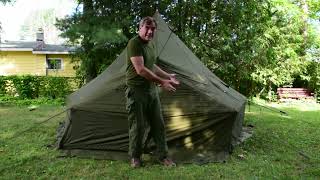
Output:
(0, 101), (319, 179)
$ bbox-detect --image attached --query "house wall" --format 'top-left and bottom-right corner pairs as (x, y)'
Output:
(0, 51), (76, 77)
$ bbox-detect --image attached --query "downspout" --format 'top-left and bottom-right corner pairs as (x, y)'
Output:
(45, 54), (48, 76)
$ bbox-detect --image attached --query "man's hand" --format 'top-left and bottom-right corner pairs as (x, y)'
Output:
(169, 74), (180, 86)
(160, 74), (180, 92)
(161, 80), (177, 92)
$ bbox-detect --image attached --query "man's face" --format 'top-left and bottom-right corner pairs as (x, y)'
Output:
(139, 22), (156, 41)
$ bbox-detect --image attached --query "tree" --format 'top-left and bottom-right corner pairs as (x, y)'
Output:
(0, 0), (13, 4)
(0, 22), (2, 42)
(0, 0), (14, 41)
(57, 0), (135, 83)
(56, 0), (320, 100)
(56, 0), (279, 93)
(18, 9), (61, 43)
(159, 0), (273, 96)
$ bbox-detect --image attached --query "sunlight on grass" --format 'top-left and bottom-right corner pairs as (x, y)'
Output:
(244, 111), (257, 115)
(0, 108), (9, 112)
(268, 101), (320, 112)
(279, 115), (293, 119)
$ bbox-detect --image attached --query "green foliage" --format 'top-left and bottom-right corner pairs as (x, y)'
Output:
(56, 0), (320, 100)
(308, 0), (320, 19)
(0, 76), (6, 95)
(306, 61), (320, 102)
(39, 77), (72, 99)
(56, 0), (133, 83)
(0, 0), (13, 4)
(0, 75), (75, 100)
(0, 96), (65, 106)
(9, 75), (41, 99)
(251, 0), (306, 89)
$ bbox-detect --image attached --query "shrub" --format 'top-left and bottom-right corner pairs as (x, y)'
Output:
(0, 75), (76, 100)
(0, 76), (5, 95)
(9, 75), (40, 99)
(39, 77), (72, 99)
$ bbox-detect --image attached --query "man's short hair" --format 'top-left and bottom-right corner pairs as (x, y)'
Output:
(139, 16), (157, 29)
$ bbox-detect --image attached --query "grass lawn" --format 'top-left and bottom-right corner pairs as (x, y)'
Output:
(0, 101), (319, 179)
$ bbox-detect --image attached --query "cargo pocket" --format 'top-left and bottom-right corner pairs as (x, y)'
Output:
(125, 88), (135, 111)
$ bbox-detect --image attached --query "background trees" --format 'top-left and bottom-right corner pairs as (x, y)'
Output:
(0, 0), (13, 4)
(56, 0), (320, 99)
(0, 0), (14, 39)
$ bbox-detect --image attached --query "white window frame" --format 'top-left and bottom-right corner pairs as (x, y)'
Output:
(46, 58), (63, 70)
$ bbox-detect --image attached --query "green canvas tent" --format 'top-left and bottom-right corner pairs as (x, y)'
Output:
(57, 13), (247, 164)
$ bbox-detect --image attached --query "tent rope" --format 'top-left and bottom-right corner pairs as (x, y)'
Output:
(247, 100), (288, 115)
(157, 28), (173, 59)
(245, 101), (319, 160)
(264, 127), (314, 160)
(3, 108), (70, 141)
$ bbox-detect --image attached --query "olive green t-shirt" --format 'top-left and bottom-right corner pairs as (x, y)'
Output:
(126, 35), (157, 88)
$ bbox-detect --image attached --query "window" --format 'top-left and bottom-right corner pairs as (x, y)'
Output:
(46, 58), (62, 70)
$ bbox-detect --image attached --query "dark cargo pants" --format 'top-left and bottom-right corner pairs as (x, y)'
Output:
(126, 86), (168, 159)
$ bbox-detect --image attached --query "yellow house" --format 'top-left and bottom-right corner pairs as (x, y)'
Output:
(0, 31), (76, 77)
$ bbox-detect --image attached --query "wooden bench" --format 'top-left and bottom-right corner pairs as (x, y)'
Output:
(277, 88), (314, 100)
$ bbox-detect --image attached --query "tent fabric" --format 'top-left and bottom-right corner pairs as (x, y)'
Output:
(57, 12), (247, 164)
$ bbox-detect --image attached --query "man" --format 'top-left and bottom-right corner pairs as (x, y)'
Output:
(126, 16), (179, 168)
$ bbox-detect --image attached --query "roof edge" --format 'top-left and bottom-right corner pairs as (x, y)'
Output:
(32, 51), (71, 54)
(0, 48), (33, 51)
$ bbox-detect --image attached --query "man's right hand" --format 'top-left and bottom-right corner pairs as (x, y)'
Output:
(161, 80), (177, 92)
(169, 74), (180, 86)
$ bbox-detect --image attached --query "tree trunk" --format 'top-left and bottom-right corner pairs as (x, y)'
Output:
(83, 0), (96, 83)
(267, 80), (272, 102)
(257, 86), (266, 98)
(300, 0), (308, 55)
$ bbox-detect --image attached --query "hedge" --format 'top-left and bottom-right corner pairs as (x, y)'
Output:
(0, 75), (77, 99)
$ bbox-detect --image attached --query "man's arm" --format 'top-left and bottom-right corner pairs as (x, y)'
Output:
(154, 64), (179, 85)
(154, 64), (171, 79)
(130, 56), (177, 91)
